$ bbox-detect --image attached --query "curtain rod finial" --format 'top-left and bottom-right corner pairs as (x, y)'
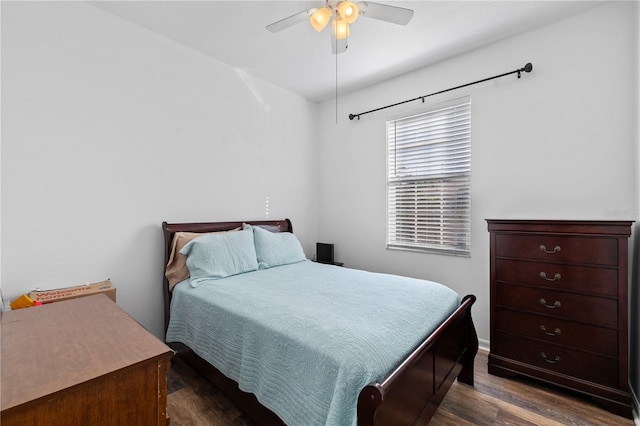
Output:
(517, 63), (533, 78)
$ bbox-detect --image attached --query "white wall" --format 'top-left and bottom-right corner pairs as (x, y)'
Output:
(1, 1), (319, 338)
(317, 0), (639, 356)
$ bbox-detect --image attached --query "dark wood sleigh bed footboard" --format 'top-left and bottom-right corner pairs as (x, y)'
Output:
(358, 294), (477, 425)
(162, 219), (478, 425)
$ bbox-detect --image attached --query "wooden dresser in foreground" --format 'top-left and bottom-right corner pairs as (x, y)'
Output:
(1, 294), (174, 425)
(487, 220), (633, 418)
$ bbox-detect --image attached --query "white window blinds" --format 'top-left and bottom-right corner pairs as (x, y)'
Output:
(386, 97), (471, 256)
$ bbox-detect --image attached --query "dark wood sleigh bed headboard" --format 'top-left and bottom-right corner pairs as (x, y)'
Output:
(161, 219), (293, 335)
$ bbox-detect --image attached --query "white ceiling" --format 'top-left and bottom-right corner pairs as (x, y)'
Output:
(89, 0), (605, 102)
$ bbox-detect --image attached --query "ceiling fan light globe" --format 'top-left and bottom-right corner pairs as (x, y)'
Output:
(338, 1), (359, 24)
(309, 6), (332, 32)
(332, 17), (350, 40)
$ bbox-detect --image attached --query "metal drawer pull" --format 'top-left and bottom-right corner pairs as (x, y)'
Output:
(539, 244), (561, 254)
(540, 272), (561, 281)
(540, 325), (561, 336)
(539, 298), (561, 309)
(540, 352), (561, 364)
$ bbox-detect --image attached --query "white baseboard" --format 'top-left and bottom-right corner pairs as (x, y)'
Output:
(478, 338), (490, 353)
(631, 385), (640, 426)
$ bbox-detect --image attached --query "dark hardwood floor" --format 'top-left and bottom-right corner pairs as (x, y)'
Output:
(166, 349), (634, 425)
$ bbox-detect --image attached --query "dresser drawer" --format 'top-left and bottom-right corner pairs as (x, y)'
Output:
(495, 259), (618, 296)
(495, 283), (618, 326)
(495, 234), (618, 265)
(494, 332), (619, 388)
(494, 308), (618, 356)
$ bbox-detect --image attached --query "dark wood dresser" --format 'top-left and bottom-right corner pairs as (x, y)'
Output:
(1, 294), (174, 425)
(487, 220), (633, 418)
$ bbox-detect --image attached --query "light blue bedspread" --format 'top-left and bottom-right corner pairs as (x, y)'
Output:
(166, 260), (460, 426)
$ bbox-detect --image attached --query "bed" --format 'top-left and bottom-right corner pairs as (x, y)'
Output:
(162, 219), (478, 425)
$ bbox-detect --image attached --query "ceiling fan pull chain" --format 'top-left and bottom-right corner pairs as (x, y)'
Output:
(335, 35), (339, 123)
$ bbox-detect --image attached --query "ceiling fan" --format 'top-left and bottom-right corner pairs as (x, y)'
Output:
(266, 1), (414, 54)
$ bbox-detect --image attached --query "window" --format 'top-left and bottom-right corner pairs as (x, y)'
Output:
(386, 97), (471, 256)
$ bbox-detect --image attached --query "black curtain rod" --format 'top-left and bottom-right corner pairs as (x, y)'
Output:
(348, 62), (533, 121)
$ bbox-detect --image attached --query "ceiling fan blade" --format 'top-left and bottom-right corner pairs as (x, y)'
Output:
(266, 8), (315, 33)
(330, 30), (348, 54)
(357, 2), (414, 25)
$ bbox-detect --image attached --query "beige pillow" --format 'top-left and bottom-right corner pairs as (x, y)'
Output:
(165, 228), (240, 291)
